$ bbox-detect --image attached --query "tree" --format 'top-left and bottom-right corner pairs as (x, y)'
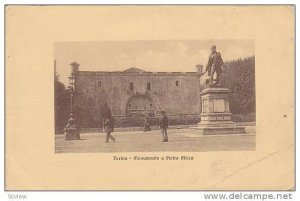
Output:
(54, 72), (70, 134)
(220, 56), (255, 115)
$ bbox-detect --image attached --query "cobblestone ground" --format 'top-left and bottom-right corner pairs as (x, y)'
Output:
(55, 126), (255, 153)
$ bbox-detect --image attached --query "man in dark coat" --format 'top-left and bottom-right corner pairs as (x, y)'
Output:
(101, 102), (114, 132)
(104, 118), (115, 143)
(204, 45), (224, 86)
(160, 111), (168, 142)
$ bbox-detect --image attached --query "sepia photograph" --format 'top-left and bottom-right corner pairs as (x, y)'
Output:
(54, 40), (256, 153)
(5, 5), (294, 191)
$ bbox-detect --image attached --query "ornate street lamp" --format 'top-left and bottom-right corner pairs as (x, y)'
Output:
(64, 62), (80, 140)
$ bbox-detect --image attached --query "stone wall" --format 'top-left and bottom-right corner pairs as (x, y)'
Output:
(73, 70), (200, 128)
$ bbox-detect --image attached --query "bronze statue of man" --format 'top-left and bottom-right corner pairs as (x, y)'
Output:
(202, 45), (224, 86)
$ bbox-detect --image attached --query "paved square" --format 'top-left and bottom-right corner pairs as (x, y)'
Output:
(55, 127), (255, 153)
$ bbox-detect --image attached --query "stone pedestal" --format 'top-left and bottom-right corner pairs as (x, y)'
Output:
(65, 128), (80, 140)
(64, 117), (80, 140)
(192, 87), (246, 135)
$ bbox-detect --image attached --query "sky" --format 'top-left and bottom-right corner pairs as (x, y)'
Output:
(54, 40), (254, 85)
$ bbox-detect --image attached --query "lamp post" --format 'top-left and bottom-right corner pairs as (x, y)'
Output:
(69, 74), (75, 115)
(64, 62), (80, 140)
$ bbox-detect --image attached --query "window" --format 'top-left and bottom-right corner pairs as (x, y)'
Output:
(129, 82), (134, 91)
(205, 79), (210, 84)
(150, 104), (152, 107)
(97, 80), (102, 88)
(147, 82), (151, 90)
(176, 80), (179, 87)
(128, 104), (131, 108)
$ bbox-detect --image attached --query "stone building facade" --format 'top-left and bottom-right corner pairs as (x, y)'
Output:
(71, 62), (204, 128)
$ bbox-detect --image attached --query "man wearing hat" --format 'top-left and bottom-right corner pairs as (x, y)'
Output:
(160, 111), (169, 142)
(204, 45), (224, 86)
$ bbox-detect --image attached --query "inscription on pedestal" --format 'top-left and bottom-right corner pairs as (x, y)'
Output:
(213, 99), (225, 113)
(193, 87), (246, 135)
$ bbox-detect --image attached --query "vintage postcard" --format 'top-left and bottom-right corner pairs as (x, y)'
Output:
(5, 5), (295, 190)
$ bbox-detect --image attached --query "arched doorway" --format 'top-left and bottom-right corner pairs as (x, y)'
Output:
(126, 94), (156, 116)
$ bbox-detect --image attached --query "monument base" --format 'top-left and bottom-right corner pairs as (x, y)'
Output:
(64, 116), (81, 140)
(191, 123), (246, 135)
(192, 87), (246, 135)
(65, 130), (81, 140)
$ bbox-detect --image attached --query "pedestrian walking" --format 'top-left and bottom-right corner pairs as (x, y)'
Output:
(160, 111), (168, 142)
(104, 118), (116, 143)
